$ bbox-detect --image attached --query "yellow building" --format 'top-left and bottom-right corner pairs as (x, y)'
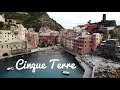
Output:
(0, 24), (26, 41)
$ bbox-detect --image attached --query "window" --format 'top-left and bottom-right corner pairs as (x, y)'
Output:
(11, 47), (12, 50)
(12, 35), (13, 37)
(7, 45), (8, 48)
(1, 45), (3, 48)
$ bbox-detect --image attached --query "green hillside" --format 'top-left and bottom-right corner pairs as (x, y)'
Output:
(0, 12), (64, 32)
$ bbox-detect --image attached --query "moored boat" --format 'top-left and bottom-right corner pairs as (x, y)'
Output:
(7, 67), (14, 71)
(61, 71), (70, 75)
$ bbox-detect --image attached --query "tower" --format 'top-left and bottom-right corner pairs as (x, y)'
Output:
(103, 14), (106, 22)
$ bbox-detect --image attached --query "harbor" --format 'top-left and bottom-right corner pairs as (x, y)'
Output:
(0, 47), (84, 78)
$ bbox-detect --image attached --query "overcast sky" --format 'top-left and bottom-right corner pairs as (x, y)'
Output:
(47, 12), (120, 29)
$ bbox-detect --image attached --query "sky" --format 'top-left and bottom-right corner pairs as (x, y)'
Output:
(47, 12), (120, 29)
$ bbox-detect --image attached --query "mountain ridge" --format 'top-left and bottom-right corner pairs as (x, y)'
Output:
(0, 12), (64, 32)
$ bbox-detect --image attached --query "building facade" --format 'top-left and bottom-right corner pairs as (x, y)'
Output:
(25, 28), (39, 48)
(73, 35), (93, 55)
(39, 27), (59, 46)
(0, 24), (26, 41)
(0, 39), (27, 57)
(66, 36), (75, 51)
(0, 14), (5, 23)
(92, 33), (103, 50)
(72, 33), (102, 55)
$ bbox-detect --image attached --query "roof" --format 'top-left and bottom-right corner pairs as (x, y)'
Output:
(0, 39), (24, 44)
(118, 46), (120, 48)
(67, 36), (77, 40)
(107, 39), (118, 41)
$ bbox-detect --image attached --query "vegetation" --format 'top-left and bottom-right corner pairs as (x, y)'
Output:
(0, 12), (64, 32)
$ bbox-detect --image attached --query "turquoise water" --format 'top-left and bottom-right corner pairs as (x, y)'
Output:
(0, 50), (84, 78)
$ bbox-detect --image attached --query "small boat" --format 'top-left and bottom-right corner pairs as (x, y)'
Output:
(7, 67), (14, 71)
(61, 71), (70, 75)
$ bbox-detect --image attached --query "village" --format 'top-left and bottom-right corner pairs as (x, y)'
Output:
(0, 13), (120, 78)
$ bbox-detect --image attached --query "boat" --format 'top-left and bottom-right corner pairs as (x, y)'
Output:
(61, 71), (70, 75)
(7, 67), (14, 71)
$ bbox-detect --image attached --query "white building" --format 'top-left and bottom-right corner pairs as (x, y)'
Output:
(0, 14), (5, 23)
(99, 26), (115, 31)
(0, 39), (27, 57)
(73, 25), (85, 33)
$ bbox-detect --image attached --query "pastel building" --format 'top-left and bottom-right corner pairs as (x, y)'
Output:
(92, 33), (103, 50)
(73, 35), (93, 55)
(66, 36), (76, 50)
(0, 39), (27, 57)
(39, 34), (58, 45)
(25, 28), (39, 48)
(60, 29), (76, 47)
(39, 27), (59, 46)
(0, 24), (26, 41)
(73, 33), (103, 55)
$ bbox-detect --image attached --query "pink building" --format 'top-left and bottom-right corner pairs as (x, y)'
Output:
(25, 29), (39, 48)
(73, 33), (102, 55)
(73, 35), (93, 55)
(39, 35), (58, 45)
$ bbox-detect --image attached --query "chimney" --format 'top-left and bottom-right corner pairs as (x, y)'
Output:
(103, 14), (106, 22)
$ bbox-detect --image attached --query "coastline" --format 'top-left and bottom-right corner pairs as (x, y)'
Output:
(0, 47), (53, 61)
(63, 48), (93, 78)
(75, 56), (92, 78)
(0, 45), (93, 78)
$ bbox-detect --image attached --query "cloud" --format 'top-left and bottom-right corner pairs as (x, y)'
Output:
(47, 12), (120, 29)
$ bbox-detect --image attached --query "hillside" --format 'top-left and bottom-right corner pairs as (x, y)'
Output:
(0, 12), (64, 32)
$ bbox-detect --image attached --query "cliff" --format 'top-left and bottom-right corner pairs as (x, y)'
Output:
(0, 12), (64, 32)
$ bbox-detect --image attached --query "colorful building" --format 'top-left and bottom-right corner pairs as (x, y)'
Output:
(25, 28), (39, 48)
(39, 27), (59, 46)
(0, 24), (26, 41)
(84, 23), (98, 32)
(39, 35), (58, 45)
(73, 35), (93, 55)
(66, 36), (76, 51)
(60, 29), (76, 47)
(92, 33), (103, 50)
(73, 33), (102, 55)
